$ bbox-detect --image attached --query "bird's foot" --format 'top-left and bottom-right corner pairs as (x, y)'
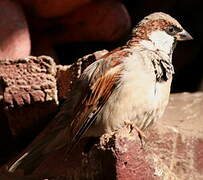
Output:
(124, 121), (146, 148)
(134, 126), (146, 148)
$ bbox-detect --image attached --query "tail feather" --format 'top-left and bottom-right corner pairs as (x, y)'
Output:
(8, 146), (45, 174)
(7, 84), (84, 174)
(8, 126), (69, 174)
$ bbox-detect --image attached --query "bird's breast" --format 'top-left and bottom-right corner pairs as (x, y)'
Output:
(87, 50), (172, 136)
(100, 73), (171, 133)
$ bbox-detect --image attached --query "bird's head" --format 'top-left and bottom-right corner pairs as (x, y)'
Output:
(132, 12), (193, 56)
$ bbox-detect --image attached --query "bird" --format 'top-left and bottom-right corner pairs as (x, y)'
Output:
(8, 12), (193, 174)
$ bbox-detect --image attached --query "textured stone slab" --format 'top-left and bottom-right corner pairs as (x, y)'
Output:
(0, 56), (58, 137)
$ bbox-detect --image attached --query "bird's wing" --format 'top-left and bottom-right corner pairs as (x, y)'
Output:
(67, 56), (123, 151)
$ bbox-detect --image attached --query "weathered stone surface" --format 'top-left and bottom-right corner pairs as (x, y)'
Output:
(152, 92), (203, 179)
(0, 0), (30, 59)
(2, 92), (203, 179)
(0, 56), (58, 137)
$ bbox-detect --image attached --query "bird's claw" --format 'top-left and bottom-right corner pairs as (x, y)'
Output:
(124, 121), (146, 148)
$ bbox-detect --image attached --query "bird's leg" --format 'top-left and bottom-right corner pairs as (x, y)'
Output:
(133, 126), (146, 148)
(124, 121), (146, 148)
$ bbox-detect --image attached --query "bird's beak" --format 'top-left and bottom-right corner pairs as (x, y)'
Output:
(176, 29), (193, 41)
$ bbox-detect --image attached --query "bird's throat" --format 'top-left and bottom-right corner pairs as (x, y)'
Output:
(148, 30), (176, 57)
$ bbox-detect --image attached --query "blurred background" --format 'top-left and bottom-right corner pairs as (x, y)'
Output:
(0, 0), (202, 93)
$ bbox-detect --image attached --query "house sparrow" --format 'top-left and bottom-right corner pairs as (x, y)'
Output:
(8, 12), (192, 173)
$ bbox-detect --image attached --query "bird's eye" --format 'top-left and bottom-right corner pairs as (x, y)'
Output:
(166, 26), (176, 35)
(168, 27), (175, 33)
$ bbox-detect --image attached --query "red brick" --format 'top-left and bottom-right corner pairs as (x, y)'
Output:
(0, 56), (58, 137)
(194, 138), (203, 175)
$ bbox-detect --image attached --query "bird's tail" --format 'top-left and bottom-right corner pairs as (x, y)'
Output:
(8, 127), (68, 174)
(7, 111), (71, 174)
(8, 142), (47, 174)
(7, 90), (80, 174)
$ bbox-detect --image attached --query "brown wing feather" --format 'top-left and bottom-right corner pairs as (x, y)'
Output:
(67, 58), (123, 151)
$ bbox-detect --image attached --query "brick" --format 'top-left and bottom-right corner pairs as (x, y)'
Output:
(0, 56), (58, 137)
(194, 138), (203, 175)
